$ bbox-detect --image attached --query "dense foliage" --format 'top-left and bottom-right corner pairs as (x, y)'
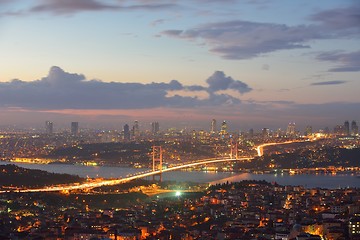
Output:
(0, 164), (84, 188)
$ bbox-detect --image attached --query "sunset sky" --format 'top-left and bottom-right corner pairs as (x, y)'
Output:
(0, 0), (359, 131)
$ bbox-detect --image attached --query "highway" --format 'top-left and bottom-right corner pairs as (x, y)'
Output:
(255, 141), (296, 156)
(255, 137), (317, 157)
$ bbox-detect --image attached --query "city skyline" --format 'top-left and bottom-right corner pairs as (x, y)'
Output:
(0, 0), (359, 129)
(10, 118), (359, 137)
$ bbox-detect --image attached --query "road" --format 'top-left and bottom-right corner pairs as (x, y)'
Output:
(255, 141), (297, 156)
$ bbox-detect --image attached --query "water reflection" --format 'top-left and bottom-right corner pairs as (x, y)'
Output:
(1, 162), (359, 189)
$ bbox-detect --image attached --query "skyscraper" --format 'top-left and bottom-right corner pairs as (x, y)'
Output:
(151, 122), (159, 135)
(71, 122), (79, 136)
(262, 128), (270, 138)
(334, 125), (344, 135)
(286, 122), (296, 136)
(123, 124), (130, 141)
(45, 121), (53, 134)
(305, 126), (312, 136)
(220, 120), (227, 134)
(351, 121), (358, 136)
(344, 121), (350, 136)
(133, 120), (140, 138)
(248, 128), (254, 138)
(211, 119), (217, 133)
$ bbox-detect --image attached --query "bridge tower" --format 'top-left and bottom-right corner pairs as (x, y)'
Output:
(152, 146), (163, 181)
(230, 139), (238, 159)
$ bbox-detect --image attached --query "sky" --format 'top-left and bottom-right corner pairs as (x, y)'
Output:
(0, 0), (359, 132)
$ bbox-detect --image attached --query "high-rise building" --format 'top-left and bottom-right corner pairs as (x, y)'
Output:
(151, 122), (159, 135)
(324, 127), (330, 135)
(334, 125), (344, 135)
(123, 124), (130, 141)
(262, 128), (270, 138)
(71, 122), (79, 136)
(344, 121), (350, 136)
(305, 126), (312, 136)
(274, 128), (283, 138)
(286, 122), (296, 136)
(133, 120), (140, 138)
(220, 120), (227, 134)
(211, 119), (217, 133)
(349, 216), (360, 238)
(248, 128), (254, 138)
(351, 121), (358, 136)
(45, 121), (53, 134)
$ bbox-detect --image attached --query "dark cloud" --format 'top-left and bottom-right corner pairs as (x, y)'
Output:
(186, 85), (206, 91)
(310, 4), (360, 34)
(316, 50), (360, 72)
(0, 67), (251, 110)
(311, 80), (347, 86)
(162, 30), (183, 36)
(207, 93), (241, 105)
(206, 71), (252, 94)
(29, 0), (177, 15)
(125, 3), (176, 10)
(30, 0), (119, 14)
(160, 4), (360, 60)
(161, 20), (322, 59)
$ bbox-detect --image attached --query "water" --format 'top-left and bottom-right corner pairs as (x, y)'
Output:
(0, 162), (144, 179)
(1, 162), (360, 189)
(210, 172), (360, 189)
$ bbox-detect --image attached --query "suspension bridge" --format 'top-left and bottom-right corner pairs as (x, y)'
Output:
(0, 140), (301, 193)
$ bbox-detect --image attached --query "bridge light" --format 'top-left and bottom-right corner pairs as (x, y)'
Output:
(175, 191), (181, 197)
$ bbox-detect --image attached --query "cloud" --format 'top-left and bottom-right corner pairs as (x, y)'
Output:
(28, 0), (177, 15)
(311, 80), (347, 86)
(316, 50), (360, 72)
(161, 20), (322, 59)
(30, 0), (119, 14)
(1, 68), (359, 130)
(310, 4), (360, 34)
(186, 85), (206, 91)
(0, 66), (251, 110)
(160, 3), (360, 60)
(124, 3), (177, 11)
(150, 19), (167, 26)
(206, 71), (252, 94)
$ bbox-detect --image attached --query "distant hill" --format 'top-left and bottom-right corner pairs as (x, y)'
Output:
(0, 164), (84, 189)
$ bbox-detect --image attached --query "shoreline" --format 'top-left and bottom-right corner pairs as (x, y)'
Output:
(1, 160), (359, 178)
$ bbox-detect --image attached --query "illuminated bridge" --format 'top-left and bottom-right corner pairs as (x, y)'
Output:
(0, 157), (251, 193)
(0, 139), (311, 193)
